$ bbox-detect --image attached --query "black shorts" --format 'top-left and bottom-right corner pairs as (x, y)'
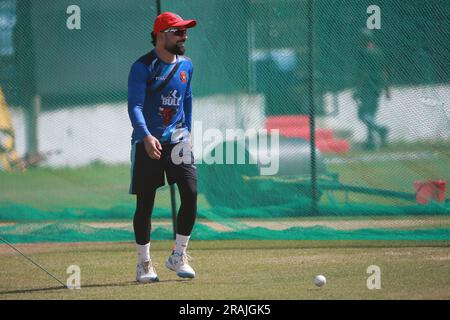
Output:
(129, 142), (197, 194)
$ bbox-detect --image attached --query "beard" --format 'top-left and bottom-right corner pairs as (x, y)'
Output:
(166, 41), (186, 55)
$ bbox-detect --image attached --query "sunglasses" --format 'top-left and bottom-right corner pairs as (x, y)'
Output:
(163, 28), (187, 36)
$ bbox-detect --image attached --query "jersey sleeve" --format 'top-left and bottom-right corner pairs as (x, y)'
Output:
(183, 66), (193, 132)
(128, 62), (151, 138)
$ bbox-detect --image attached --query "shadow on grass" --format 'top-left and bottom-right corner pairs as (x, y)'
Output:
(0, 278), (190, 296)
(0, 285), (69, 295)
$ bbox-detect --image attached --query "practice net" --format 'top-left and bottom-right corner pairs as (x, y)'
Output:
(0, 0), (449, 243)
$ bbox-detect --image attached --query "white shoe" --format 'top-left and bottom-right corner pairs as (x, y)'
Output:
(136, 260), (159, 283)
(166, 251), (196, 278)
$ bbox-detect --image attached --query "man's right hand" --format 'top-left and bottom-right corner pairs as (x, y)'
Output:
(143, 135), (162, 160)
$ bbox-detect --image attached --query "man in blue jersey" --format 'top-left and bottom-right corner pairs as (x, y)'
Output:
(128, 12), (197, 283)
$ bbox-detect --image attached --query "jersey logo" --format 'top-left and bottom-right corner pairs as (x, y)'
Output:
(161, 90), (181, 107)
(180, 71), (187, 84)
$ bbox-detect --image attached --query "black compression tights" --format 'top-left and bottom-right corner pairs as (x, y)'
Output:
(133, 179), (197, 245)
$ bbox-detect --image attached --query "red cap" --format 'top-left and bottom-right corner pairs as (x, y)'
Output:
(152, 12), (197, 35)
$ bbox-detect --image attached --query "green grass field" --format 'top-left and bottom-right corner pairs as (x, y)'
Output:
(1, 240), (449, 300)
(1, 143), (449, 299)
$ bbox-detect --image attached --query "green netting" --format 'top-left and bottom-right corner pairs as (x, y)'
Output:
(1, 222), (450, 243)
(0, 198), (449, 222)
(0, 0), (449, 243)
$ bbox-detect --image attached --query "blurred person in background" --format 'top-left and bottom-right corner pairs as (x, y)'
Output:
(353, 32), (391, 150)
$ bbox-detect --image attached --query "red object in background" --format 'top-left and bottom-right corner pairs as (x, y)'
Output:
(266, 115), (310, 131)
(414, 180), (446, 205)
(278, 127), (334, 140)
(265, 115), (351, 154)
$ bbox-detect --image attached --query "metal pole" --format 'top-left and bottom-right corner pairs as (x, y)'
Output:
(25, 94), (40, 156)
(307, 0), (318, 216)
(17, 0), (39, 159)
(155, 0), (177, 239)
(156, 0), (161, 15)
(170, 184), (177, 239)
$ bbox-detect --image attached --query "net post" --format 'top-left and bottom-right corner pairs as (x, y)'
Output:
(156, 0), (161, 15)
(307, 0), (319, 216)
(170, 184), (177, 240)
(156, 0), (177, 239)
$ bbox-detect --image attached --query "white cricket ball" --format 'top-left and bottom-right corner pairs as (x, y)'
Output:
(314, 275), (327, 287)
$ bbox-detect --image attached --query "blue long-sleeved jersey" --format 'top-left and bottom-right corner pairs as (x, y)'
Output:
(128, 50), (193, 145)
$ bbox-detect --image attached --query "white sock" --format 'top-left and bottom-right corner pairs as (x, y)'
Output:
(136, 242), (150, 263)
(174, 234), (190, 255)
